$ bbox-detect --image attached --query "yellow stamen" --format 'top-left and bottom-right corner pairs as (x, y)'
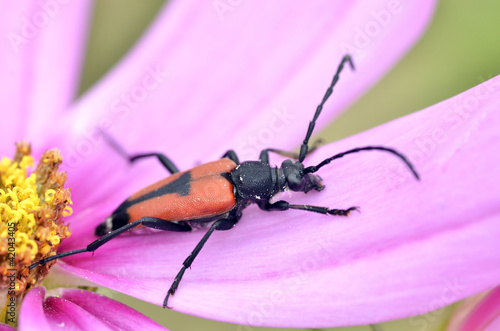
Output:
(0, 142), (72, 326)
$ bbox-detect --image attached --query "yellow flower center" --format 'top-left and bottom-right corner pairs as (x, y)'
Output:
(0, 142), (72, 326)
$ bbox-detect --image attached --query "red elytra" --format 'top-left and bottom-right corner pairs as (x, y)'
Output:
(125, 159), (238, 223)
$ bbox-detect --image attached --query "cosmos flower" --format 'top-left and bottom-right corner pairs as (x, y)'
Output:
(0, 143), (165, 330)
(5, 0), (499, 330)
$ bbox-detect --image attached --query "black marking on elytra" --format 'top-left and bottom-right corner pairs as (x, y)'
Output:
(112, 171), (192, 216)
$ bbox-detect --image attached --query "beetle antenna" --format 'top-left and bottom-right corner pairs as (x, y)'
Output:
(303, 146), (420, 180)
(298, 54), (355, 163)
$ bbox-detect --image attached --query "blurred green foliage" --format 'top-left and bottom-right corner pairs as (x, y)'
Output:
(325, 0), (500, 142)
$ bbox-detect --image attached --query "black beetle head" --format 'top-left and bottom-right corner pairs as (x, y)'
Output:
(281, 159), (324, 193)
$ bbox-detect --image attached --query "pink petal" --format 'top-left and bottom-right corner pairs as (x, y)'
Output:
(0, 324), (16, 331)
(448, 287), (500, 331)
(52, 0), (436, 212)
(58, 75), (500, 326)
(0, 1), (92, 145)
(19, 287), (167, 331)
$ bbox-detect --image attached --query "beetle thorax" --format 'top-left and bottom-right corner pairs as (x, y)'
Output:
(229, 161), (283, 202)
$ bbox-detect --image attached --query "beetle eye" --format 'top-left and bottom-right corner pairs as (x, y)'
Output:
(287, 173), (305, 191)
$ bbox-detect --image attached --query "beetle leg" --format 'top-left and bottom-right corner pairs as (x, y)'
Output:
(259, 139), (325, 164)
(102, 131), (180, 174)
(221, 150), (240, 164)
(29, 217), (192, 270)
(163, 218), (237, 308)
(258, 200), (358, 216)
(259, 148), (295, 163)
(128, 153), (180, 174)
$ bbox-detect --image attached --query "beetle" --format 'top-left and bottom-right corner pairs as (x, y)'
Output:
(29, 54), (419, 308)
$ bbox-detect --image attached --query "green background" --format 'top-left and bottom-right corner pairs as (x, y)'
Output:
(79, 1), (500, 330)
